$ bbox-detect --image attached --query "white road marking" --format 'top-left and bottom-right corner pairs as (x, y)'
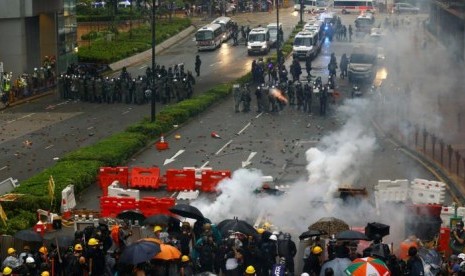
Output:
(170, 192), (178, 198)
(45, 145), (54, 149)
(56, 101), (68, 106)
(215, 140), (233, 156)
(164, 149), (185, 165)
(87, 126), (94, 130)
(255, 112), (263, 119)
(200, 161), (210, 168)
(7, 113), (35, 124)
(236, 122), (251, 135)
(209, 61), (223, 67)
(0, 166), (7, 171)
(139, 65), (147, 69)
(122, 110), (130, 115)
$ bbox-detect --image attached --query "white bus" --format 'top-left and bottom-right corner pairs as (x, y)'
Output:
(333, 0), (376, 14)
(211, 16), (234, 42)
(294, 0), (329, 13)
(195, 23), (224, 51)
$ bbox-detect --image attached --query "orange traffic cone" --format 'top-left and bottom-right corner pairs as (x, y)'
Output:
(211, 131), (221, 139)
(155, 134), (169, 150)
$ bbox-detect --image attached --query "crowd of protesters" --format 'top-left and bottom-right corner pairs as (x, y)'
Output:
(4, 216), (465, 276)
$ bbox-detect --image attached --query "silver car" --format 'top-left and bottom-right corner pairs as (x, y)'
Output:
(393, 3), (420, 14)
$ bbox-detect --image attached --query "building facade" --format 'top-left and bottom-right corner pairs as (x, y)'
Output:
(0, 0), (77, 77)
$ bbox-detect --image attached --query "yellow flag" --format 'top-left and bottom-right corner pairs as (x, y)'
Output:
(48, 175), (55, 205)
(0, 203), (8, 225)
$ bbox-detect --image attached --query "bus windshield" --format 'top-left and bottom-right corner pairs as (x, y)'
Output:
(196, 31), (213, 41)
(294, 37), (313, 46)
(249, 34), (266, 42)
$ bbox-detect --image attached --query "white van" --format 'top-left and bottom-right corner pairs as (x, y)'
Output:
(266, 23), (283, 48)
(247, 27), (271, 55)
(292, 30), (323, 60)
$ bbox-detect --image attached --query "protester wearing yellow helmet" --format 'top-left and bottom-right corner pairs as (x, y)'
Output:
(74, 244), (83, 251)
(3, 248), (21, 269)
(257, 228), (265, 234)
(2, 266), (12, 275)
(88, 238), (99, 246)
(41, 271), (50, 276)
(245, 265), (256, 275)
(180, 255), (194, 275)
(39, 246), (48, 255)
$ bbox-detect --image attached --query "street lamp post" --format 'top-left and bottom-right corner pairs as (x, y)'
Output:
(276, 0), (281, 65)
(299, 0), (304, 24)
(151, 0), (157, 122)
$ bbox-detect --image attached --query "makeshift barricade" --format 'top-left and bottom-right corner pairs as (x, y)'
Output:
(130, 167), (161, 189)
(165, 169), (196, 191)
(437, 227), (451, 257)
(100, 196), (137, 218)
(108, 181), (140, 200)
(201, 170), (231, 192)
(98, 167), (129, 195)
(137, 197), (175, 217)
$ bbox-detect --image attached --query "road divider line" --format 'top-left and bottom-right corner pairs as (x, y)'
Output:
(45, 145), (54, 149)
(215, 140), (233, 156)
(201, 161), (210, 168)
(236, 122), (251, 135)
(7, 113), (36, 124)
(122, 110), (130, 115)
(139, 65), (147, 69)
(87, 126), (94, 130)
(0, 166), (7, 171)
(255, 112), (263, 119)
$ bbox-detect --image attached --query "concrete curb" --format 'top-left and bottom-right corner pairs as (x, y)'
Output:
(109, 25), (197, 71)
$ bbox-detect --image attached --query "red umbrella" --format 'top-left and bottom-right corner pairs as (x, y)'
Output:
(344, 257), (390, 276)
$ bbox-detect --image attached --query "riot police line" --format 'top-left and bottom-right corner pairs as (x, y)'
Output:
(57, 64), (196, 105)
(236, 57), (334, 116)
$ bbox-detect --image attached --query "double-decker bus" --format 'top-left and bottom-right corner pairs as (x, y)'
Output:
(333, 0), (376, 14)
(195, 23), (224, 51)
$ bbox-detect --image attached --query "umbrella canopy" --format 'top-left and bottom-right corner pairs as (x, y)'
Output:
(344, 257), (390, 276)
(117, 210), (146, 224)
(119, 241), (161, 265)
(169, 204), (204, 220)
(336, 230), (370, 241)
(217, 218), (257, 237)
(15, 229), (43, 242)
(153, 243), (182, 261)
(49, 235), (75, 249)
(309, 217), (350, 237)
(299, 229), (327, 240)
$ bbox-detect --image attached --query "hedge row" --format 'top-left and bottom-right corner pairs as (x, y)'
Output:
(0, 23), (302, 235)
(78, 18), (191, 64)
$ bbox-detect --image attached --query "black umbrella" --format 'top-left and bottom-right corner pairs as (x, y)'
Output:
(15, 229), (43, 242)
(217, 218), (257, 237)
(169, 204), (204, 220)
(143, 214), (180, 226)
(55, 235), (75, 248)
(117, 210), (146, 224)
(335, 230), (370, 241)
(119, 240), (161, 265)
(299, 229), (326, 240)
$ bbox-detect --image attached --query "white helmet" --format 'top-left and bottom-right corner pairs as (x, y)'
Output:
(26, 257), (35, 264)
(458, 253), (465, 260)
(269, 234), (277, 241)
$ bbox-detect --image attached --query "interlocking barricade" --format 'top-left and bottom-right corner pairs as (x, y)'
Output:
(437, 227), (451, 257)
(201, 170), (231, 192)
(165, 169), (196, 191)
(100, 196), (137, 218)
(130, 167), (160, 189)
(98, 167), (129, 195)
(138, 197), (175, 217)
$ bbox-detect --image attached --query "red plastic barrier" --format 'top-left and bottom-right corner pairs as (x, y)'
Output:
(138, 197), (176, 217)
(98, 167), (129, 195)
(201, 170), (231, 192)
(100, 196), (137, 218)
(437, 227), (451, 258)
(165, 169), (196, 191)
(130, 167), (160, 189)
(406, 204), (443, 217)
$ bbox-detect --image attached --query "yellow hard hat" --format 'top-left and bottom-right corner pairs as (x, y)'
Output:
(41, 272), (50, 276)
(181, 255), (190, 262)
(154, 225), (163, 232)
(88, 238), (99, 246)
(263, 222), (271, 229)
(245, 265), (256, 274)
(257, 228), (265, 234)
(3, 266), (12, 275)
(312, 246), (323, 254)
(74, 244), (83, 251)
(7, 248), (16, 255)
(39, 246), (48, 254)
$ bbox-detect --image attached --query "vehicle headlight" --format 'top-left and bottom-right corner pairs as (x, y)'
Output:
(247, 45), (252, 49)
(261, 44), (267, 49)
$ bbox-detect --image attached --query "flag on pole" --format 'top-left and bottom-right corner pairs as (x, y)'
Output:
(0, 203), (8, 225)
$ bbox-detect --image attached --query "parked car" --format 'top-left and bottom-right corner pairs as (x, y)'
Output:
(91, 1), (106, 8)
(118, 0), (131, 8)
(393, 3), (420, 13)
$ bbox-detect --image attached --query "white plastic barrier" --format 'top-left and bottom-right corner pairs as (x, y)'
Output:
(410, 178), (445, 205)
(441, 206), (465, 227)
(108, 181), (140, 200)
(374, 179), (410, 203)
(61, 185), (76, 215)
(177, 190), (200, 200)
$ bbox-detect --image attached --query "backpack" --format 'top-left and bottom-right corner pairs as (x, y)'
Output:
(110, 225), (120, 246)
